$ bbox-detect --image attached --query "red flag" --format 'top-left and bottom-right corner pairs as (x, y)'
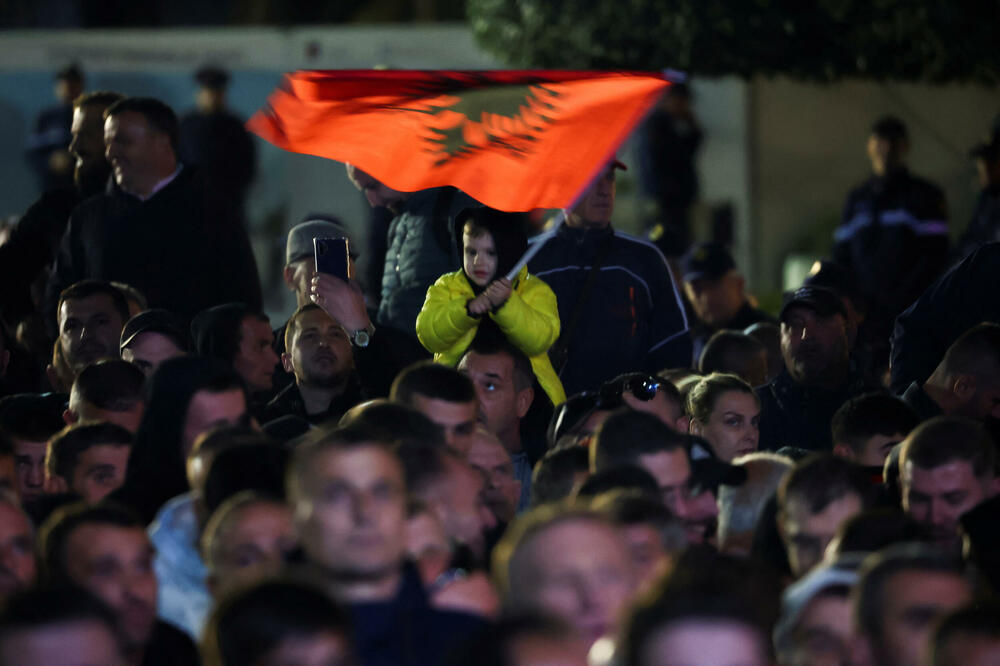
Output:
(248, 70), (670, 212)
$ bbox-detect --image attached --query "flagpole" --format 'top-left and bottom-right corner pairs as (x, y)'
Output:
(504, 210), (565, 281)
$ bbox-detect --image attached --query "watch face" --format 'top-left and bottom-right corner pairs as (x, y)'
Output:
(354, 330), (370, 347)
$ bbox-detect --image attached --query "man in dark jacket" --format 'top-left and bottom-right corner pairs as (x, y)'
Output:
(758, 287), (874, 451)
(288, 427), (488, 665)
(833, 116), (949, 348)
(264, 304), (362, 425)
(1, 90), (123, 331)
(346, 165), (477, 338)
(955, 133), (1000, 260)
(890, 242), (1000, 394)
(529, 160), (691, 395)
(46, 97), (262, 335)
(680, 241), (774, 364)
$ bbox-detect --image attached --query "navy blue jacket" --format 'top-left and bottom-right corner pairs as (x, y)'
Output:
(833, 167), (948, 335)
(529, 224), (691, 395)
(350, 562), (487, 666)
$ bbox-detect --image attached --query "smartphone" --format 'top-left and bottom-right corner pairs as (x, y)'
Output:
(314, 237), (350, 281)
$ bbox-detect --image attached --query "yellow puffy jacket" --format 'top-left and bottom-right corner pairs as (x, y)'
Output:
(416, 266), (566, 406)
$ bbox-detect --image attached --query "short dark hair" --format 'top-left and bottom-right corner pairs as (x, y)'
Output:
(46, 422), (132, 483)
(621, 546), (778, 666)
(202, 577), (352, 666)
(71, 359), (145, 412)
(698, 331), (766, 378)
(831, 393), (919, 456)
(530, 446), (589, 506)
(287, 425), (401, 502)
(777, 453), (873, 516)
(337, 399), (446, 448)
(575, 465), (660, 499)
(930, 603), (1000, 666)
(191, 303), (269, 364)
(393, 439), (459, 496)
(104, 97), (179, 155)
(38, 502), (144, 585)
(827, 508), (926, 558)
(900, 416), (996, 480)
(0, 586), (121, 650)
(203, 443), (288, 515)
(0, 393), (67, 442)
(871, 115), (908, 144)
(686, 372), (758, 425)
(390, 361), (476, 405)
(73, 90), (125, 111)
(593, 490), (687, 552)
(462, 327), (534, 392)
(854, 543), (965, 642)
(592, 409), (689, 472)
(283, 303), (337, 351)
(110, 281), (147, 312)
(937, 323), (1000, 383)
(57, 279), (130, 327)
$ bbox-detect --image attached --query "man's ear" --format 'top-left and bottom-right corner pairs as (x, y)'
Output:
(63, 408), (78, 426)
(283, 264), (297, 291)
(833, 443), (856, 461)
(44, 474), (68, 496)
(281, 352), (293, 374)
(675, 414), (691, 433)
(515, 387), (534, 419)
(688, 418), (702, 436)
(952, 374), (977, 401)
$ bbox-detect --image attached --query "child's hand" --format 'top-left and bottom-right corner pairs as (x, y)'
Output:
(468, 294), (492, 316)
(485, 278), (512, 307)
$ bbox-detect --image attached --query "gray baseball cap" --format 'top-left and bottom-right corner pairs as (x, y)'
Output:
(285, 215), (355, 266)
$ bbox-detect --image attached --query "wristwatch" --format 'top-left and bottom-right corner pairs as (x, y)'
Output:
(351, 323), (376, 348)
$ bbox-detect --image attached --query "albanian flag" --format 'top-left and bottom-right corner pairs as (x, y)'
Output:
(248, 70), (671, 212)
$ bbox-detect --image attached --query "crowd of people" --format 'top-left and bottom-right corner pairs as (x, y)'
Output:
(0, 67), (999, 666)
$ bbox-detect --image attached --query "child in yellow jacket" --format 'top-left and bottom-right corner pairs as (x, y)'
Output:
(416, 208), (566, 406)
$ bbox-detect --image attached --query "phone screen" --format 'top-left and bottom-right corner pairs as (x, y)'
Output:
(313, 237), (350, 281)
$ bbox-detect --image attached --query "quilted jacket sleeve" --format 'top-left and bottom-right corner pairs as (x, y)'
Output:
(490, 272), (561, 357)
(415, 272), (478, 353)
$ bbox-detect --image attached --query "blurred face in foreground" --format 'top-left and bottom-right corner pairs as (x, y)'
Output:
(638, 619), (769, 666)
(510, 518), (633, 647)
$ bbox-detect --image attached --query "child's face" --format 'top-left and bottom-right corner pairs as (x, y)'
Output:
(463, 227), (498, 287)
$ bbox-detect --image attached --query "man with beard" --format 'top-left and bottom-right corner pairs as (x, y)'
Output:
(264, 304), (361, 424)
(758, 286), (874, 451)
(53, 279), (129, 386)
(0, 91), (123, 334)
(38, 502), (199, 666)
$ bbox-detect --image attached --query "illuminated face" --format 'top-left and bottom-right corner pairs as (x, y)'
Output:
(69, 104), (110, 192)
(63, 524), (157, 651)
(640, 619), (768, 666)
(12, 439), (47, 504)
(59, 294), (125, 374)
(691, 390), (760, 462)
(0, 619), (124, 666)
(467, 428), (521, 523)
(104, 110), (168, 197)
(410, 394), (479, 457)
(780, 307), (849, 387)
(458, 350), (531, 445)
(180, 388), (248, 459)
(260, 631), (353, 666)
(0, 502), (36, 602)
(210, 501), (297, 595)
(513, 519), (633, 646)
(293, 446), (406, 578)
(463, 226), (498, 287)
(780, 493), (863, 578)
(284, 309), (353, 389)
(68, 444), (131, 505)
(902, 460), (990, 548)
